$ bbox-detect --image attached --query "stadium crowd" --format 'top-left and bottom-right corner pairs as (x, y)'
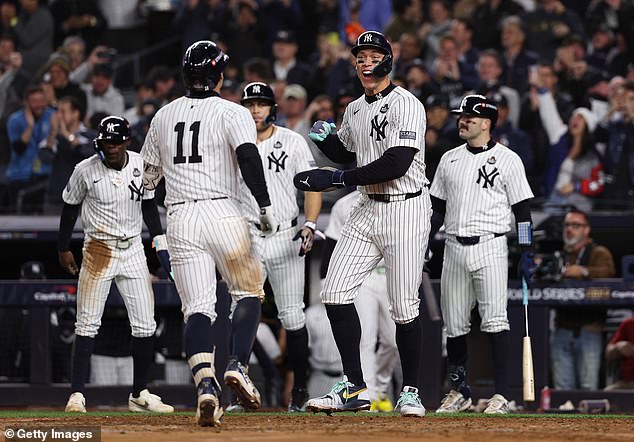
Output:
(0, 0), (633, 213)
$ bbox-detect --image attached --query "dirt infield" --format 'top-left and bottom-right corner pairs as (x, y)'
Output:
(3, 413), (634, 442)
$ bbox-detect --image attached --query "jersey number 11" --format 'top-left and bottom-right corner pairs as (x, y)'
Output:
(173, 121), (202, 164)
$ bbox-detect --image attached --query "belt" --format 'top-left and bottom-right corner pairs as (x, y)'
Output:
(99, 237), (135, 249)
(255, 217), (297, 231)
(367, 189), (422, 203)
(171, 196), (228, 206)
(455, 233), (505, 246)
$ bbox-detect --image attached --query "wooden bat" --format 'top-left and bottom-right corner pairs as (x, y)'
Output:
(522, 276), (535, 402)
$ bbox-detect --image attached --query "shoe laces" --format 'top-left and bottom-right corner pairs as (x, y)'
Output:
(330, 380), (350, 394)
(397, 391), (420, 407)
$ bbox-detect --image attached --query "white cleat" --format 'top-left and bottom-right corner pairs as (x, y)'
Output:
(128, 389), (174, 413)
(65, 392), (87, 413)
(483, 394), (510, 414)
(436, 390), (472, 413)
(196, 378), (224, 427)
(395, 386), (426, 417)
(224, 359), (261, 409)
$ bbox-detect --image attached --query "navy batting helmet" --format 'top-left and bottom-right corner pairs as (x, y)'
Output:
(351, 31), (393, 78)
(241, 82), (277, 124)
(451, 94), (498, 129)
(182, 40), (229, 95)
(93, 115), (131, 161)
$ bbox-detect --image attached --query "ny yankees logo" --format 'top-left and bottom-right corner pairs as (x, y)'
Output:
(106, 122), (117, 133)
(268, 151), (288, 172)
(370, 115), (388, 141)
(128, 180), (144, 201)
(476, 165), (500, 189)
(364, 33), (373, 42)
(252, 84), (261, 94)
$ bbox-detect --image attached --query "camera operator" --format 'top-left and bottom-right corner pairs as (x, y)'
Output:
(550, 208), (615, 390)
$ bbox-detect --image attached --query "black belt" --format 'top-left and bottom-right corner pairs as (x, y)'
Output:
(255, 217), (297, 231)
(172, 196), (228, 206)
(455, 232), (505, 246)
(367, 189), (422, 203)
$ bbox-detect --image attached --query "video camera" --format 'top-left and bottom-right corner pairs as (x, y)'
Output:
(533, 251), (564, 282)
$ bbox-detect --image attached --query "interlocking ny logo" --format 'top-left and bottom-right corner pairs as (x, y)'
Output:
(106, 122), (117, 133)
(476, 165), (500, 189)
(364, 33), (373, 42)
(128, 180), (144, 201)
(252, 84), (261, 94)
(268, 151), (288, 172)
(370, 115), (388, 141)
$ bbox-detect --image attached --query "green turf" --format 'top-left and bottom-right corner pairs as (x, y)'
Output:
(0, 410), (631, 419)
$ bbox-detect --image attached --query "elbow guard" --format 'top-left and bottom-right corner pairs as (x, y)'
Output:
(143, 163), (163, 190)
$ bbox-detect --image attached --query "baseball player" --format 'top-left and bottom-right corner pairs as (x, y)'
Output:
(322, 190), (398, 412)
(238, 81), (322, 412)
(59, 116), (173, 414)
(141, 40), (277, 427)
(294, 30), (431, 417)
(429, 95), (534, 414)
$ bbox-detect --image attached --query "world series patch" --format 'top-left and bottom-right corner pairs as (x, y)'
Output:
(399, 131), (416, 140)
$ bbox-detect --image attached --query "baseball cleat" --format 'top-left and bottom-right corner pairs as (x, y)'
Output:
(65, 392), (87, 413)
(224, 359), (261, 409)
(305, 376), (371, 413)
(435, 389), (472, 413)
(288, 387), (309, 413)
(196, 377), (223, 427)
(128, 389), (174, 413)
(395, 386), (426, 417)
(483, 394), (509, 414)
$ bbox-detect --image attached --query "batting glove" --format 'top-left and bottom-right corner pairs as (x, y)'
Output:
(308, 119), (337, 143)
(152, 234), (174, 282)
(293, 221), (316, 256)
(259, 206), (279, 238)
(518, 251), (536, 282)
(293, 167), (345, 192)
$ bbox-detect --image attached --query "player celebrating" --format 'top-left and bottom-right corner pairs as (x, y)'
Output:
(294, 30), (430, 417)
(141, 40), (277, 427)
(429, 95), (534, 414)
(60, 116), (173, 414)
(239, 82), (322, 412)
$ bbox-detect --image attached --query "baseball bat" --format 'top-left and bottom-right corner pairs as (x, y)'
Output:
(522, 276), (535, 402)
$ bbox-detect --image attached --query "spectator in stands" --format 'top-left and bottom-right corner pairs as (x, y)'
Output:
(551, 208), (616, 390)
(123, 79), (156, 126)
(430, 35), (466, 107)
(384, 0), (424, 43)
(9, 0), (54, 78)
(419, 0), (452, 66)
(38, 95), (94, 213)
(272, 30), (312, 92)
(605, 316), (634, 390)
(474, 49), (521, 127)
(277, 83), (308, 135)
(392, 32), (423, 78)
(424, 93), (459, 182)
(491, 92), (534, 174)
(522, 0), (585, 62)
(306, 31), (343, 100)
(147, 66), (175, 105)
(63, 38), (114, 85)
(404, 59), (438, 103)
(471, 0), (525, 51)
(4, 84), (54, 213)
(553, 35), (602, 108)
(0, 33), (28, 122)
(500, 15), (539, 95)
(49, 0), (106, 51)
(450, 18), (479, 91)
(97, 0), (146, 54)
(41, 55), (87, 116)
(81, 63), (125, 125)
(219, 78), (241, 104)
(172, 0), (227, 55)
(595, 80), (634, 209)
(520, 61), (574, 195)
(223, 1), (266, 70)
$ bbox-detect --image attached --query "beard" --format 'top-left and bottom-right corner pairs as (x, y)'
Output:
(563, 234), (583, 251)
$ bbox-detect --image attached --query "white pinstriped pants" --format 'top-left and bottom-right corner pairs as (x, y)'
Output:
(322, 192), (432, 323)
(440, 235), (510, 337)
(250, 225), (306, 331)
(75, 237), (156, 338)
(166, 198), (264, 322)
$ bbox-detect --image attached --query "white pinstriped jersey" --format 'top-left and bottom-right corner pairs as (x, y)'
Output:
(337, 86), (428, 195)
(430, 142), (533, 236)
(62, 152), (154, 240)
(239, 125), (316, 224)
(141, 95), (257, 205)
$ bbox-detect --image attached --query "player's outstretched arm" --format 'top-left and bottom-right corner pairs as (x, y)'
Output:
(236, 142), (279, 236)
(58, 203), (81, 275)
(293, 191), (322, 256)
(308, 120), (356, 164)
(142, 198), (174, 281)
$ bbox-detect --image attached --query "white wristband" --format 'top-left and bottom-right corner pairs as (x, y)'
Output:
(304, 221), (316, 231)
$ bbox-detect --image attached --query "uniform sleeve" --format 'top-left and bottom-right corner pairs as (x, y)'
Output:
(336, 106), (355, 152)
(142, 187), (155, 200)
(294, 134), (318, 172)
(141, 119), (162, 166)
(226, 106), (257, 150)
(386, 96), (426, 151)
(62, 165), (88, 205)
(505, 154), (534, 205)
(429, 156), (447, 200)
